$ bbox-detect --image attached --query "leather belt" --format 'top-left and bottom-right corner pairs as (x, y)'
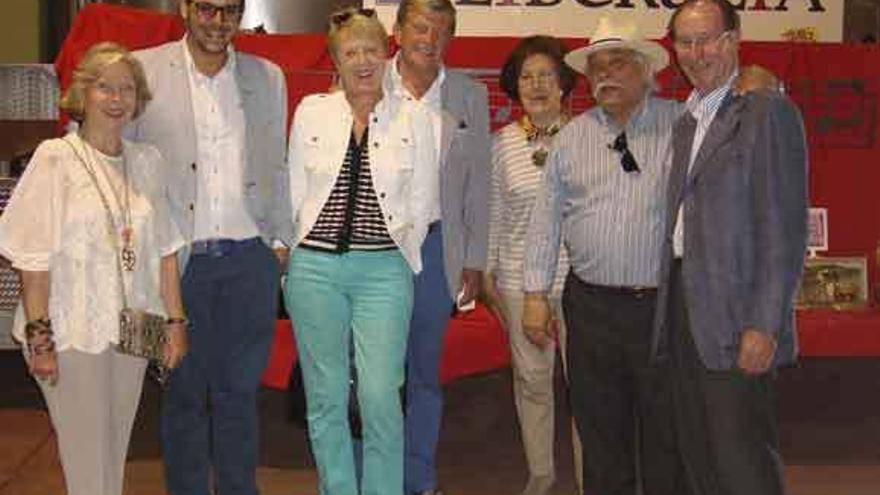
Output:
(190, 237), (261, 258)
(579, 280), (657, 298)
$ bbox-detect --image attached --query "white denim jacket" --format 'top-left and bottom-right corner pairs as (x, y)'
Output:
(286, 90), (438, 273)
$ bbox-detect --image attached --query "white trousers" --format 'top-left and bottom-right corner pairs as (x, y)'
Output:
(33, 348), (147, 495)
(501, 290), (583, 491)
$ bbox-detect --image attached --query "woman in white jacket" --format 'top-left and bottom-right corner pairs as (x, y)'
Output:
(283, 8), (437, 495)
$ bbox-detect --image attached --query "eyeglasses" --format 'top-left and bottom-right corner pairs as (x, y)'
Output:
(609, 132), (640, 173)
(673, 30), (732, 52)
(92, 80), (136, 98)
(518, 71), (557, 88)
(330, 8), (377, 27)
(188, 1), (244, 22)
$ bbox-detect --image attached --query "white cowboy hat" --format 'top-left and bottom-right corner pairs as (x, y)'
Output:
(564, 17), (669, 75)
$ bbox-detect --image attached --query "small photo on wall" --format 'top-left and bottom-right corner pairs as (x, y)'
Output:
(796, 256), (869, 310)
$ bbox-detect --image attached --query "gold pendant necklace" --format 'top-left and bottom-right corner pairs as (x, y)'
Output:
(84, 139), (136, 271)
(518, 114), (568, 168)
(119, 153), (135, 271)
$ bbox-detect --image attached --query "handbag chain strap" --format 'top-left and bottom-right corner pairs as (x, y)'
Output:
(61, 136), (131, 310)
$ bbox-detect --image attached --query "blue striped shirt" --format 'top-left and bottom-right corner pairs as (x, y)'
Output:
(523, 96), (683, 291)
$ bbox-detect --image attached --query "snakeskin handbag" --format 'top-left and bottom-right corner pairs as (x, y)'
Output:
(118, 308), (167, 361)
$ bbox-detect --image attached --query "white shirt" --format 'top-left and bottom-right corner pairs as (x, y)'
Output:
(287, 91), (438, 273)
(672, 73), (736, 257)
(182, 39), (258, 242)
(388, 53), (445, 223)
(0, 134), (185, 353)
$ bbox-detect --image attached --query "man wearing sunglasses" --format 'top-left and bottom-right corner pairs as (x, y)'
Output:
(522, 16), (685, 495)
(128, 1), (292, 494)
(383, 1), (491, 495)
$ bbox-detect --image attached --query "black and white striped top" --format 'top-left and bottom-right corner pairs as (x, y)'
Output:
(302, 129), (396, 252)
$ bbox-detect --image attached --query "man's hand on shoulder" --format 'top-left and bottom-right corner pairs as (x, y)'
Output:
(733, 65), (782, 96)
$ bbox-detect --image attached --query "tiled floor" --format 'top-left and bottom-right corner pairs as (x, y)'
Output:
(1, 353), (879, 495)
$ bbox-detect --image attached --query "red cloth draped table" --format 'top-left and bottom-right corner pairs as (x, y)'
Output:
(261, 308), (880, 390)
(260, 303), (510, 390)
(796, 308), (880, 357)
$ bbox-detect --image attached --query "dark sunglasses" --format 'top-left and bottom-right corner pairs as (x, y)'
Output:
(189, 1), (244, 21)
(330, 8), (377, 26)
(609, 132), (640, 173)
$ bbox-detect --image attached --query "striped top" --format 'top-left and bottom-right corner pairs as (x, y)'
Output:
(523, 96), (684, 291)
(488, 122), (569, 296)
(302, 129), (395, 252)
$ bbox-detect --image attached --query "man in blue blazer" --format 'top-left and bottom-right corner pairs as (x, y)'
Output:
(654, 1), (808, 494)
(128, 1), (292, 494)
(384, 1), (491, 494)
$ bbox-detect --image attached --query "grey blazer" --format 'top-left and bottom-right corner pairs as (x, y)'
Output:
(653, 90), (808, 371)
(128, 40), (293, 267)
(437, 70), (491, 296)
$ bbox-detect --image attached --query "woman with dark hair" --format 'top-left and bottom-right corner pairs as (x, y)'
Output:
(484, 35), (581, 495)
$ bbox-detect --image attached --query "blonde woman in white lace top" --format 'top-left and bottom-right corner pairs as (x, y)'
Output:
(0, 42), (186, 495)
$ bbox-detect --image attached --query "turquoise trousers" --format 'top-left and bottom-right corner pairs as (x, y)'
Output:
(285, 248), (413, 495)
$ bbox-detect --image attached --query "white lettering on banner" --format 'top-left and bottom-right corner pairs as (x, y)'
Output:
(369, 0), (841, 41)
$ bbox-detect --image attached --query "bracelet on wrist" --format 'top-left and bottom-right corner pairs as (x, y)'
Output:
(165, 316), (189, 327)
(25, 318), (55, 356)
(25, 317), (51, 333)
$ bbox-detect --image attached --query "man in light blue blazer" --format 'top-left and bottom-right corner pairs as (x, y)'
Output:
(128, 1), (292, 494)
(385, 1), (491, 494)
(654, 1), (808, 494)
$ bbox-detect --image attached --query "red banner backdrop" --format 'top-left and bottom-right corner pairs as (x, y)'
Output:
(57, 4), (880, 285)
(54, 5), (880, 382)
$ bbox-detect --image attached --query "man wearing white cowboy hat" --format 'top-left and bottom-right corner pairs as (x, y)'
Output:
(522, 16), (686, 495)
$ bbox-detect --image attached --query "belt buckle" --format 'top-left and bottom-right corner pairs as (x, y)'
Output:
(207, 240), (225, 257)
(192, 239), (228, 257)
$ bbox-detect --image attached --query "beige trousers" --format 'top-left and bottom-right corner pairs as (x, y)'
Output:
(500, 290), (583, 492)
(33, 348), (147, 495)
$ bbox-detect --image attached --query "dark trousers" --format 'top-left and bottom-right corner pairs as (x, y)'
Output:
(667, 262), (785, 495)
(562, 273), (683, 495)
(162, 240), (280, 495)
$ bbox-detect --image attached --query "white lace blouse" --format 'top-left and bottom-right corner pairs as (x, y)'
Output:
(0, 133), (185, 354)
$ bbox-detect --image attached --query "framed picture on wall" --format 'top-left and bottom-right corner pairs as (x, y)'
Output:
(807, 207), (828, 253)
(796, 256), (869, 309)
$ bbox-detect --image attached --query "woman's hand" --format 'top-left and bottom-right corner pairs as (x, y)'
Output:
(481, 273), (508, 329)
(162, 323), (188, 370)
(29, 350), (59, 386)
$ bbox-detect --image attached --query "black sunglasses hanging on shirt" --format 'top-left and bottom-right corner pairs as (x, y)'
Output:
(609, 132), (640, 173)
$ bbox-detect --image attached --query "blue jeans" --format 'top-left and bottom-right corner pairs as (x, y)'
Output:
(285, 248), (413, 495)
(162, 239), (279, 495)
(404, 227), (453, 493)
